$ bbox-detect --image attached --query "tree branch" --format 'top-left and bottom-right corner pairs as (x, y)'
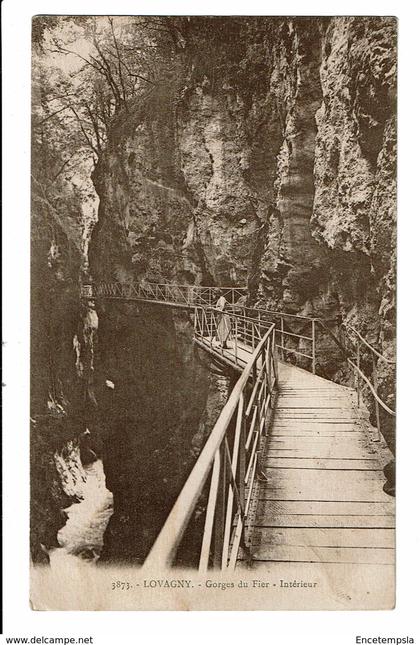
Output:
(69, 106), (99, 156)
(51, 151), (79, 182)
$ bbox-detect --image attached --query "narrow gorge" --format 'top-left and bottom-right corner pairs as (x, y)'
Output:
(31, 16), (396, 569)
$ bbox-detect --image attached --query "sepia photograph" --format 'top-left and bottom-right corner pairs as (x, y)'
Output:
(29, 14), (396, 611)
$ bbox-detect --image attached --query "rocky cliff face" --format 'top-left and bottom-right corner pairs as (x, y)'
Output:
(30, 111), (101, 561)
(90, 16), (396, 447)
(30, 182), (90, 561)
(92, 17), (396, 328)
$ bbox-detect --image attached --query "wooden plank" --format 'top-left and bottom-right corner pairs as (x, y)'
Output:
(277, 398), (353, 403)
(270, 428), (366, 443)
(265, 457), (381, 470)
(269, 432), (367, 438)
(252, 514), (395, 529)
(274, 411), (358, 416)
(258, 464), (392, 502)
(258, 485), (392, 503)
(266, 448), (378, 459)
(275, 406), (354, 410)
(276, 406), (354, 409)
(273, 421), (360, 426)
(278, 388), (352, 392)
(277, 402), (353, 406)
(267, 437), (376, 448)
(270, 428), (363, 433)
(250, 527), (395, 548)
(271, 420), (362, 425)
(273, 419), (361, 423)
(277, 393), (353, 397)
(249, 545), (395, 565)
(255, 500), (394, 518)
(271, 424), (361, 429)
(270, 421), (366, 436)
(278, 385), (350, 390)
(268, 432), (368, 439)
(264, 467), (385, 485)
(266, 447), (376, 456)
(273, 425), (361, 430)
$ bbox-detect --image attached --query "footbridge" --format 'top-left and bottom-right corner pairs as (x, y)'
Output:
(82, 281), (395, 581)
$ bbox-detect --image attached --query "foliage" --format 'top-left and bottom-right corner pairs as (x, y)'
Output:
(32, 16), (185, 252)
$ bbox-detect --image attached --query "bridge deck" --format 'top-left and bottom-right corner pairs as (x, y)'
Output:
(194, 338), (395, 570)
(239, 361), (395, 601)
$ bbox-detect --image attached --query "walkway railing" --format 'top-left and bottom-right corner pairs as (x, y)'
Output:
(143, 319), (278, 571)
(83, 282), (395, 432)
(342, 324), (396, 426)
(82, 281), (246, 307)
(194, 306), (274, 371)
(316, 320), (396, 426)
(83, 281), (395, 416)
(82, 282), (317, 372)
(230, 304), (318, 374)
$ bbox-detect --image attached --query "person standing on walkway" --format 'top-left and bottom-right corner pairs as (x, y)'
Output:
(215, 290), (231, 349)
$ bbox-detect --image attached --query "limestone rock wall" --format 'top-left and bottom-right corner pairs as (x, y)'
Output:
(91, 17), (396, 322)
(30, 191), (94, 561)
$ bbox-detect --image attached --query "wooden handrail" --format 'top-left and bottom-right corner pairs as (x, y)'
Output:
(344, 324), (396, 365)
(242, 305), (317, 323)
(348, 359), (396, 416)
(143, 322), (276, 570)
(86, 281), (395, 418)
(315, 320), (395, 417)
(146, 281), (247, 290)
(205, 305), (273, 327)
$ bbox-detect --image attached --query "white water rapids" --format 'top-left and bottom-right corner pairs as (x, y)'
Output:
(48, 459), (113, 569)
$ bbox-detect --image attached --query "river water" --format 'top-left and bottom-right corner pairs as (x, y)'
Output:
(49, 459), (113, 569)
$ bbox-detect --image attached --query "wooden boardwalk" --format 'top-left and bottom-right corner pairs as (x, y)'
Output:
(87, 283), (396, 607)
(241, 361), (395, 589)
(195, 339), (395, 569)
(196, 337), (395, 577)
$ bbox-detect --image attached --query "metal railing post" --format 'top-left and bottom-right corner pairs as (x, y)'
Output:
(199, 450), (221, 573)
(266, 336), (272, 392)
(372, 355), (381, 440)
(312, 319), (316, 374)
(213, 441), (227, 568)
(238, 402), (246, 546)
(272, 328), (279, 384)
(234, 316), (238, 364)
(280, 316), (284, 361)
